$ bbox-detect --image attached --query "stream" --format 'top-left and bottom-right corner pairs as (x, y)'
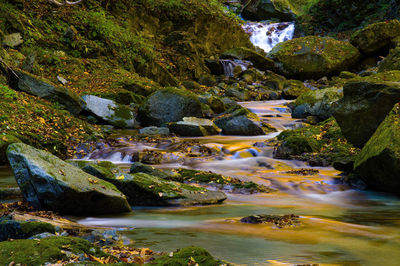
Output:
(2, 101), (400, 265)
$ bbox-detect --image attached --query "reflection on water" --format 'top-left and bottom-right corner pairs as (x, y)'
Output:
(2, 101), (400, 265)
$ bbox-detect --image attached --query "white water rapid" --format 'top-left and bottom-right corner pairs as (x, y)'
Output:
(243, 22), (295, 53)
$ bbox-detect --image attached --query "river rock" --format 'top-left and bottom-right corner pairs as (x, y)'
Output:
(138, 87), (203, 127)
(350, 20), (400, 54)
(82, 163), (227, 206)
(6, 143), (131, 215)
(333, 71), (400, 147)
(0, 218), (55, 241)
(268, 36), (360, 79)
(282, 80), (311, 100)
(214, 114), (265, 136)
(378, 46), (400, 72)
(3, 33), (23, 48)
(139, 126), (170, 135)
(82, 95), (138, 129)
(129, 162), (171, 179)
(8, 69), (84, 114)
(291, 87), (343, 120)
(354, 103), (400, 193)
(241, 0), (295, 21)
(168, 117), (221, 137)
(220, 47), (274, 71)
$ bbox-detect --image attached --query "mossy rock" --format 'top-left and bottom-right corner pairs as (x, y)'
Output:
(333, 71), (400, 147)
(0, 236), (108, 264)
(350, 20), (400, 55)
(0, 218), (55, 241)
(354, 103), (400, 194)
(0, 134), (21, 165)
(282, 79), (310, 99)
(138, 87), (203, 127)
(6, 143), (131, 215)
(221, 47), (274, 71)
(378, 46), (400, 72)
(275, 135), (320, 158)
(241, 0), (296, 21)
(152, 246), (226, 266)
(268, 36), (360, 79)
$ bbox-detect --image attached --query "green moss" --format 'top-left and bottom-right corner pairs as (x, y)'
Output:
(0, 236), (108, 264)
(152, 246), (225, 266)
(20, 221), (56, 238)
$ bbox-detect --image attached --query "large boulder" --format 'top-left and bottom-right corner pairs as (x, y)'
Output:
(350, 20), (400, 55)
(168, 117), (221, 137)
(333, 71), (400, 148)
(82, 95), (138, 129)
(220, 47), (275, 71)
(6, 143), (131, 215)
(282, 79), (311, 100)
(214, 114), (265, 136)
(291, 87), (343, 120)
(241, 0), (295, 21)
(8, 69), (84, 114)
(268, 36), (360, 79)
(354, 103), (400, 193)
(138, 88), (203, 127)
(82, 163), (227, 206)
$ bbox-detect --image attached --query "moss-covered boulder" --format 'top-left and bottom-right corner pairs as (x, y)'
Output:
(0, 134), (20, 165)
(82, 163), (227, 206)
(282, 79), (311, 99)
(82, 95), (138, 129)
(214, 114), (265, 136)
(6, 143), (131, 215)
(333, 71), (400, 147)
(291, 87), (343, 120)
(0, 236), (108, 265)
(168, 117), (221, 137)
(350, 20), (400, 55)
(378, 46), (400, 72)
(354, 103), (400, 193)
(275, 135), (320, 159)
(221, 47), (275, 71)
(138, 88), (203, 127)
(268, 36), (360, 79)
(0, 218), (55, 241)
(152, 246), (226, 266)
(8, 69), (84, 115)
(241, 0), (295, 21)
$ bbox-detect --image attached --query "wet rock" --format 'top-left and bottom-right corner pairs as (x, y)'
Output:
(282, 80), (311, 100)
(28, 232), (56, 240)
(0, 217), (55, 241)
(225, 87), (250, 101)
(291, 87), (343, 120)
(82, 95), (138, 129)
(214, 115), (265, 136)
(333, 71), (400, 147)
(275, 135), (319, 159)
(333, 157), (354, 173)
(240, 214), (301, 228)
(241, 0), (295, 22)
(221, 47), (274, 71)
(82, 163), (227, 206)
(6, 143), (131, 215)
(268, 36), (360, 79)
(139, 126), (170, 135)
(3, 33), (23, 48)
(138, 87), (203, 127)
(168, 117), (221, 137)
(261, 70), (287, 91)
(350, 20), (400, 54)
(207, 96), (226, 114)
(354, 103), (400, 194)
(8, 69), (84, 114)
(378, 46), (400, 72)
(129, 162), (171, 179)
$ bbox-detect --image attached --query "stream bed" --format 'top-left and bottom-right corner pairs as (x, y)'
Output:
(2, 101), (400, 265)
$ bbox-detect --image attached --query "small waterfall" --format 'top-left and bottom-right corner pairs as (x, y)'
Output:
(221, 59), (252, 77)
(242, 22), (295, 53)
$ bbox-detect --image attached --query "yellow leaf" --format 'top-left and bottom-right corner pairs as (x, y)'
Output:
(116, 175), (125, 180)
(39, 117), (46, 124)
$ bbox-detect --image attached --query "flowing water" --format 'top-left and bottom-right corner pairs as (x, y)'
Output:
(242, 22), (295, 53)
(2, 101), (400, 265)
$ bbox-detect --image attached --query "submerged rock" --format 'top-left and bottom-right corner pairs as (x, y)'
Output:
(6, 143), (131, 215)
(240, 214), (301, 228)
(82, 95), (138, 129)
(350, 20), (400, 54)
(333, 71), (400, 147)
(8, 69), (84, 114)
(168, 117), (221, 137)
(268, 36), (360, 79)
(82, 163), (227, 206)
(138, 87), (203, 127)
(354, 103), (400, 194)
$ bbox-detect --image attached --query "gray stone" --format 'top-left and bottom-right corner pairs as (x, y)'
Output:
(82, 95), (138, 129)
(214, 115), (265, 136)
(6, 143), (132, 215)
(139, 126), (170, 135)
(168, 117), (221, 136)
